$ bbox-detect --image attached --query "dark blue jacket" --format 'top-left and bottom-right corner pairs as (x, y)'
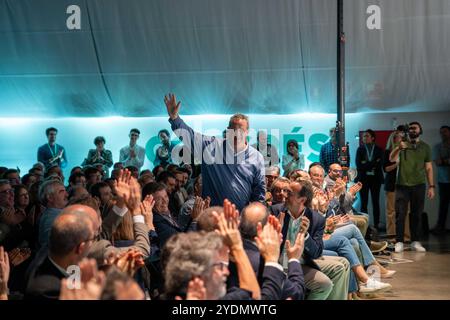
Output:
(228, 239), (305, 300)
(270, 204), (325, 270)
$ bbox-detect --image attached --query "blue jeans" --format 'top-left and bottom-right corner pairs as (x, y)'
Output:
(332, 223), (375, 266)
(323, 236), (359, 293)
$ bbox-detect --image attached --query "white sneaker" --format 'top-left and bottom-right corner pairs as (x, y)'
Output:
(395, 242), (404, 253)
(381, 270), (397, 279)
(359, 278), (392, 294)
(411, 241), (426, 252)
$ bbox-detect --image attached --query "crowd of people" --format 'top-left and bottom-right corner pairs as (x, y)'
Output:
(0, 93), (449, 301)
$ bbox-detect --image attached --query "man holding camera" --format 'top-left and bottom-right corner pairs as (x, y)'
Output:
(390, 122), (435, 252)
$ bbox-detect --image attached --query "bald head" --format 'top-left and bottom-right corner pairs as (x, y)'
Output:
(66, 203), (99, 226)
(239, 202), (269, 240)
(49, 205), (95, 257)
(328, 163), (342, 180)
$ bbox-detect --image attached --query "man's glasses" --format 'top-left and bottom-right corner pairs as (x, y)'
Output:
(272, 188), (289, 194)
(0, 189), (13, 195)
(212, 261), (229, 271)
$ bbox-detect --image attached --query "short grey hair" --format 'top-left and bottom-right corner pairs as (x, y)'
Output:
(39, 180), (64, 205)
(164, 232), (224, 299)
(270, 177), (290, 192)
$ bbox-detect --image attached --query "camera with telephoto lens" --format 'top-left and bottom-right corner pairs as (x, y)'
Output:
(398, 124), (417, 150)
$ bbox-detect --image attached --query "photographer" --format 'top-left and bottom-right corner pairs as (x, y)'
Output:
(390, 122), (435, 252)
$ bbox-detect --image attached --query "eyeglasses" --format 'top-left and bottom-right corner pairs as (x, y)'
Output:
(131, 134), (139, 137)
(212, 261), (229, 271)
(0, 189), (13, 195)
(272, 188), (289, 194)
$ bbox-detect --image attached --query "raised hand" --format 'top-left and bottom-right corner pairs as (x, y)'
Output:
(164, 93), (181, 120)
(127, 177), (142, 215)
(0, 246), (10, 298)
(285, 232), (305, 261)
(213, 208), (242, 252)
(113, 169), (132, 205)
(141, 195), (155, 230)
(223, 199), (240, 227)
(266, 215), (283, 245)
(255, 221), (281, 263)
(191, 196), (205, 221)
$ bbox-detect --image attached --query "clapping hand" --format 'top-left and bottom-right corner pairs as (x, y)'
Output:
(59, 258), (105, 300)
(285, 232), (305, 261)
(113, 169), (132, 207)
(113, 169), (142, 214)
(0, 246), (10, 298)
(175, 277), (207, 301)
(348, 182), (363, 197)
(8, 248), (31, 267)
(140, 195), (155, 230)
(333, 178), (347, 197)
(299, 216), (310, 235)
(255, 220), (281, 263)
(213, 199), (242, 252)
(191, 196), (206, 221)
(109, 249), (145, 277)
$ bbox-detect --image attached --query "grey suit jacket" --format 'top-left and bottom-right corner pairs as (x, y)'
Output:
(87, 220), (150, 265)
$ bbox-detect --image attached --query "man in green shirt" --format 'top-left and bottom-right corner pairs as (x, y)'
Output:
(390, 122), (435, 252)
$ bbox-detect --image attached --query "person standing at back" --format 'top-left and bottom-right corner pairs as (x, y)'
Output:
(119, 128), (146, 172)
(355, 129), (384, 230)
(37, 127), (67, 170)
(390, 122), (435, 252)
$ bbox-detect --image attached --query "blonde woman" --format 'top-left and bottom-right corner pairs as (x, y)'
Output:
(383, 130), (410, 241)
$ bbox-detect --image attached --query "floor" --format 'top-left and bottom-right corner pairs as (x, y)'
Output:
(372, 233), (450, 300)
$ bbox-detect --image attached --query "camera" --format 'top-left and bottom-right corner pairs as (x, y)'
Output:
(397, 124), (417, 150)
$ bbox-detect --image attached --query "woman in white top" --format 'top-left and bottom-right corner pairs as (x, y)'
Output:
(282, 139), (305, 177)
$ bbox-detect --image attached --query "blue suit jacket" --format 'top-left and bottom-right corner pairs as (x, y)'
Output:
(228, 238), (305, 300)
(270, 204), (325, 270)
(153, 213), (182, 248)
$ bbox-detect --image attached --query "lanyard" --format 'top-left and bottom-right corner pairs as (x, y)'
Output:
(364, 144), (375, 162)
(47, 143), (57, 158)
